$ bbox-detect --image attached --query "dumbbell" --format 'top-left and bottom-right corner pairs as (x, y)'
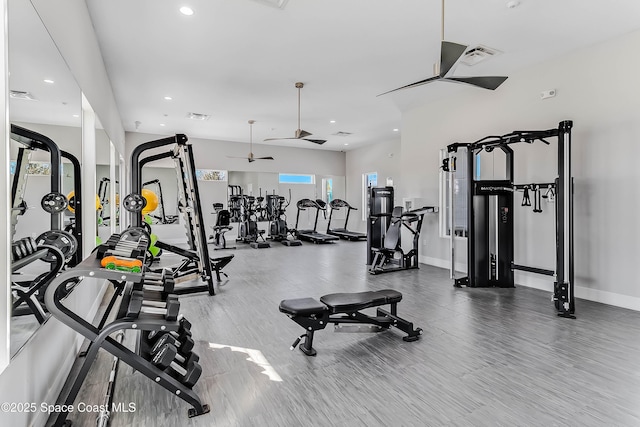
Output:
(151, 330), (195, 355)
(126, 293), (180, 320)
(151, 343), (202, 388)
(131, 290), (178, 309)
(147, 317), (192, 344)
(152, 342), (199, 366)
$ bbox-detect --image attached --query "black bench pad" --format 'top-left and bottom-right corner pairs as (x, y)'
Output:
(320, 289), (402, 314)
(279, 298), (328, 316)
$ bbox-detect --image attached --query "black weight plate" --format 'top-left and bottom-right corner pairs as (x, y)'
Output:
(36, 230), (78, 263)
(12, 242), (23, 261)
(25, 237), (38, 254)
(41, 192), (69, 213)
(18, 239), (30, 257)
(122, 193), (147, 213)
(121, 226), (151, 243)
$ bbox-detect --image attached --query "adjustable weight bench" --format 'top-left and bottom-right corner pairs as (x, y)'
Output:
(279, 289), (422, 356)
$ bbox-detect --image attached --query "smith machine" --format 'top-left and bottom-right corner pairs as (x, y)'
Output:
(443, 120), (575, 318)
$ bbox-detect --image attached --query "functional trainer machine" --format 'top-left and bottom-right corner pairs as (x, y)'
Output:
(326, 199), (367, 241)
(128, 134), (233, 295)
(443, 120), (575, 318)
(279, 289), (422, 356)
(294, 198), (339, 244)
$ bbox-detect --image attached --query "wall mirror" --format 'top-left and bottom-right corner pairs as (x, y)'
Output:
(8, 0), (82, 358)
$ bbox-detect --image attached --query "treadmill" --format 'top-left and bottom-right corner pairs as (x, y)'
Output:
(326, 199), (367, 241)
(294, 199), (339, 244)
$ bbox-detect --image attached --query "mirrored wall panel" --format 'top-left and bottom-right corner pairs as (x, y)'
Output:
(8, 0), (82, 357)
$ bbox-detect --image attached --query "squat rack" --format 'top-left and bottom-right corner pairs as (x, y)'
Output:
(444, 120), (574, 318)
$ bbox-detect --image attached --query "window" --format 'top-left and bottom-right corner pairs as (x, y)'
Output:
(440, 148), (472, 238)
(362, 172), (378, 220)
(278, 173), (315, 184)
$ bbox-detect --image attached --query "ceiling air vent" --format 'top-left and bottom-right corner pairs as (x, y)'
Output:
(187, 112), (211, 121)
(460, 45), (502, 66)
(10, 90), (36, 100)
(332, 131), (352, 137)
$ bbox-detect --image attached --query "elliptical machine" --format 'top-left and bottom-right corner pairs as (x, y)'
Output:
(236, 195), (270, 249)
(267, 191), (301, 246)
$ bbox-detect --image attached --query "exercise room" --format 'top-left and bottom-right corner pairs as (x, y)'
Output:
(1, 1), (639, 426)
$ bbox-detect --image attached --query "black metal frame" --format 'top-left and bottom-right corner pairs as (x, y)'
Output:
(44, 252), (210, 426)
(447, 120), (575, 317)
(368, 207), (436, 275)
(130, 134), (230, 295)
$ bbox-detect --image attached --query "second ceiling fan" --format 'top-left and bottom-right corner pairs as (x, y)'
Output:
(379, 0), (508, 96)
(265, 82), (326, 145)
(228, 120), (274, 163)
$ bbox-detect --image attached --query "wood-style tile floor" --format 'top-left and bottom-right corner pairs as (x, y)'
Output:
(54, 240), (640, 427)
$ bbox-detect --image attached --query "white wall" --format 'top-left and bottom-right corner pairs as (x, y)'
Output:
(397, 29), (640, 308)
(125, 131), (347, 236)
(345, 138), (401, 233)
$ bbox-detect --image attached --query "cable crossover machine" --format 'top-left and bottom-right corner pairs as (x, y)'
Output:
(443, 120), (575, 318)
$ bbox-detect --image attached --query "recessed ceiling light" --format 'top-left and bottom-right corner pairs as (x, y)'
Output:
(43, 79), (54, 84)
(393, 128), (399, 132)
(164, 96), (172, 101)
(344, 143), (349, 146)
(160, 123), (166, 126)
(330, 120), (336, 124)
(179, 6), (194, 15)
(72, 114), (79, 118)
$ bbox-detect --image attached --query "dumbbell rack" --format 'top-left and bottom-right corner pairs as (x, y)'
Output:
(44, 251), (210, 427)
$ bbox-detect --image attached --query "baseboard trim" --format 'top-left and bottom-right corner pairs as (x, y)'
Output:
(421, 256), (640, 312)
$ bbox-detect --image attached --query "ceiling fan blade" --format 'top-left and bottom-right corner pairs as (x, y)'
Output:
(377, 75), (441, 96)
(440, 41), (468, 77)
(302, 138), (326, 145)
(444, 75), (508, 90)
(264, 137), (297, 142)
(255, 156), (275, 160)
(227, 155), (250, 159)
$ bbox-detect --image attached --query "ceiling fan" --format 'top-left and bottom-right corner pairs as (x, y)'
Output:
(228, 120), (274, 163)
(265, 82), (326, 145)
(378, 0), (508, 96)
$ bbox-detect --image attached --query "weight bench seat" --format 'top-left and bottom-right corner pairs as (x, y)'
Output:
(279, 288), (421, 356)
(320, 289), (402, 313)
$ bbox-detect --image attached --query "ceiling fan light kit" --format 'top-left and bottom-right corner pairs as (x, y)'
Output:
(379, 0), (508, 96)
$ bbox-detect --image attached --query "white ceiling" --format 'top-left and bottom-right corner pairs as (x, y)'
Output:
(84, 0), (640, 151)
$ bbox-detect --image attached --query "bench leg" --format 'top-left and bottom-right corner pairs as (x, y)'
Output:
(300, 330), (317, 356)
(376, 307), (423, 341)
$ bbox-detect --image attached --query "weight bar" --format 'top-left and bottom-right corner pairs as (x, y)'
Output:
(151, 343), (202, 388)
(126, 293), (180, 321)
(147, 318), (192, 344)
(151, 330), (195, 355)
